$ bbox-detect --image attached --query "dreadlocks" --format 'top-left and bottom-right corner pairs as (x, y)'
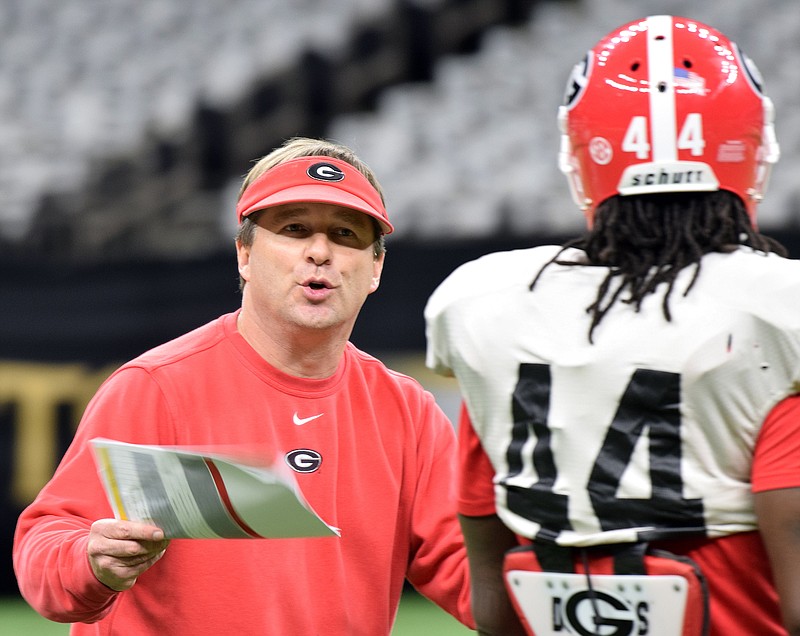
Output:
(530, 191), (787, 342)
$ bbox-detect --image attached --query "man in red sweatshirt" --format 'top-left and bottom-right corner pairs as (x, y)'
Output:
(14, 137), (474, 635)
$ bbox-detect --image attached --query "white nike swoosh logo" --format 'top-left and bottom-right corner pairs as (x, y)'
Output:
(293, 412), (324, 426)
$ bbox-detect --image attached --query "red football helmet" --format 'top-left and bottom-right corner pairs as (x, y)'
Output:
(559, 15), (779, 226)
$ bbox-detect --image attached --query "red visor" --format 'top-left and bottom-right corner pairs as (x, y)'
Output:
(236, 156), (393, 235)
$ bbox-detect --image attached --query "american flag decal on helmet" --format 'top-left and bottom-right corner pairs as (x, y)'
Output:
(674, 67), (706, 94)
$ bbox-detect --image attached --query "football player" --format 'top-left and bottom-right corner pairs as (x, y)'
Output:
(426, 15), (800, 636)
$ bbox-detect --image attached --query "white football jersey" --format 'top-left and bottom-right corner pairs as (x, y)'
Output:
(426, 246), (800, 546)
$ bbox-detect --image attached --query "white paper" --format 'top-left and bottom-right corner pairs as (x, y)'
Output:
(90, 438), (339, 539)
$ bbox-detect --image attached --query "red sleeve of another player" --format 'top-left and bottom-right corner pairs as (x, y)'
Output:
(753, 395), (800, 492)
(456, 401), (497, 516)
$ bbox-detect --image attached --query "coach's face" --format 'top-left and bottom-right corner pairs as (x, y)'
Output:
(236, 202), (383, 335)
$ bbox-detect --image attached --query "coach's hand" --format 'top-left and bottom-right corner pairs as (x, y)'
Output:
(87, 519), (170, 591)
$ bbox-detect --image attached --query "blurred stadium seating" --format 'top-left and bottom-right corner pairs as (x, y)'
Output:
(1, 0), (534, 258)
(1, 0), (797, 261)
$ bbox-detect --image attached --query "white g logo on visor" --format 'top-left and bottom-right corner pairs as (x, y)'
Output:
(307, 162), (345, 182)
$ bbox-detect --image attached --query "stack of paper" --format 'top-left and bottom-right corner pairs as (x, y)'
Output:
(91, 438), (339, 539)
